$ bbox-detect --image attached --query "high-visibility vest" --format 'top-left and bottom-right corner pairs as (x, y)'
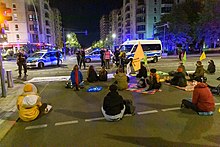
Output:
(104, 51), (111, 60)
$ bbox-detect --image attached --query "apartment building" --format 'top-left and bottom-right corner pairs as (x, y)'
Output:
(0, 0), (62, 52)
(99, 15), (109, 40)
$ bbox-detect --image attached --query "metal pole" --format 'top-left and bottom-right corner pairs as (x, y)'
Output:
(0, 49), (6, 97)
(163, 25), (166, 53)
(62, 28), (66, 60)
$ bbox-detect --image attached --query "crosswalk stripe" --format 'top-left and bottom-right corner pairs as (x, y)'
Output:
(85, 117), (105, 122)
(55, 120), (78, 126)
(161, 107), (181, 112)
(25, 124), (47, 130)
(137, 110), (158, 115)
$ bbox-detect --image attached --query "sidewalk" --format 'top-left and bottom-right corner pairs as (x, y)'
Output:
(0, 83), (24, 141)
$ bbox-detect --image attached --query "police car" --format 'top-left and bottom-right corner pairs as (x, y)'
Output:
(85, 49), (114, 63)
(26, 50), (63, 68)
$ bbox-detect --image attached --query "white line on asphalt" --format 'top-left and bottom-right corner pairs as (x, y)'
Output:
(215, 103), (220, 106)
(161, 107), (181, 112)
(137, 110), (158, 115)
(85, 117), (105, 122)
(25, 124), (48, 130)
(55, 120), (78, 126)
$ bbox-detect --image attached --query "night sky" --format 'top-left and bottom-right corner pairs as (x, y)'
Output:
(50, 0), (123, 48)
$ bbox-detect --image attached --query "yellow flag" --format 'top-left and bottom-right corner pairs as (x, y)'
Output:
(182, 51), (187, 64)
(132, 42), (145, 71)
(143, 54), (148, 66)
(200, 52), (206, 61)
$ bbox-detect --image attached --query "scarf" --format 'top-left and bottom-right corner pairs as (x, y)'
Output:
(75, 70), (79, 85)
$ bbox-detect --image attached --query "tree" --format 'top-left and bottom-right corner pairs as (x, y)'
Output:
(65, 32), (81, 49)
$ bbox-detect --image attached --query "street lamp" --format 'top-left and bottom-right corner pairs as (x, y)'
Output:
(67, 34), (71, 38)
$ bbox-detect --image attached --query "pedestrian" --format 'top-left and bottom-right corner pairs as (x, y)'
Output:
(166, 67), (187, 87)
(16, 49), (28, 78)
(114, 67), (128, 90)
(146, 68), (161, 91)
(98, 66), (108, 81)
(56, 50), (61, 67)
(114, 48), (120, 67)
(206, 60), (215, 74)
(101, 84), (126, 121)
(17, 83), (52, 122)
(181, 78), (215, 113)
(75, 49), (81, 66)
(177, 45), (182, 61)
(104, 49), (111, 69)
(189, 61), (205, 81)
(70, 65), (83, 91)
(100, 48), (105, 67)
(79, 48), (86, 69)
(87, 65), (98, 83)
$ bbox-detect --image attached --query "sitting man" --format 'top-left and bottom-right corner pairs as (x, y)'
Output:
(189, 61), (205, 81)
(17, 83), (52, 122)
(181, 77), (215, 114)
(146, 68), (161, 91)
(166, 67), (187, 87)
(101, 84), (125, 121)
(114, 67), (128, 90)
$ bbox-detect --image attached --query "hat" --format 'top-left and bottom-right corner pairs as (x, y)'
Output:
(196, 61), (202, 65)
(177, 67), (183, 72)
(150, 68), (157, 73)
(109, 84), (118, 92)
(23, 83), (33, 92)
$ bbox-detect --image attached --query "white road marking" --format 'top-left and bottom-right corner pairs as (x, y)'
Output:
(161, 107), (181, 112)
(25, 76), (70, 83)
(85, 117), (105, 122)
(55, 120), (78, 126)
(137, 110), (158, 115)
(25, 124), (48, 130)
(215, 103), (220, 106)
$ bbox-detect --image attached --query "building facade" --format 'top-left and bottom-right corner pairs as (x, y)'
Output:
(99, 15), (109, 40)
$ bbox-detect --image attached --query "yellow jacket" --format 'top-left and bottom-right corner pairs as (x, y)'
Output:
(17, 93), (42, 122)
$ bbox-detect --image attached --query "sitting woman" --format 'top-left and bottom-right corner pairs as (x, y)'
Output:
(87, 65), (98, 83)
(17, 83), (52, 122)
(114, 67), (128, 90)
(101, 84), (125, 121)
(146, 68), (161, 91)
(206, 60), (215, 74)
(181, 78), (215, 113)
(136, 62), (148, 79)
(166, 67), (187, 87)
(98, 66), (108, 81)
(70, 65), (83, 91)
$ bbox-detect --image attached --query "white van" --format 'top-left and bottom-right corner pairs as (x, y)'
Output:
(119, 40), (162, 63)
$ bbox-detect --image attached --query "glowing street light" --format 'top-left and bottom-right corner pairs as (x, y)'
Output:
(112, 33), (116, 39)
(67, 34), (71, 38)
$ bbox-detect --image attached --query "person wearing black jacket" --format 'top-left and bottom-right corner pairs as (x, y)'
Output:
(206, 60), (215, 74)
(87, 65), (98, 82)
(101, 84), (125, 121)
(136, 62), (148, 78)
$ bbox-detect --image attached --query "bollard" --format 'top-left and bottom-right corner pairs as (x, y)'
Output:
(6, 70), (14, 88)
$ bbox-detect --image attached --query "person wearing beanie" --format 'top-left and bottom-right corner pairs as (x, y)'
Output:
(189, 61), (205, 81)
(181, 78), (215, 113)
(146, 68), (161, 91)
(101, 84), (125, 121)
(17, 83), (52, 121)
(166, 67), (187, 87)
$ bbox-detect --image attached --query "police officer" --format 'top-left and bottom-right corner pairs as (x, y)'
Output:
(56, 51), (61, 67)
(17, 49), (27, 78)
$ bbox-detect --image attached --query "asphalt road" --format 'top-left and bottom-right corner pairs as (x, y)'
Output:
(0, 56), (220, 146)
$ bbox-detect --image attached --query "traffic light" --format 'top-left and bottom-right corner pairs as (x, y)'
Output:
(0, 2), (12, 24)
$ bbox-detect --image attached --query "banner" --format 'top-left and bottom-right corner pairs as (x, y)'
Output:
(200, 51), (206, 61)
(132, 42), (144, 71)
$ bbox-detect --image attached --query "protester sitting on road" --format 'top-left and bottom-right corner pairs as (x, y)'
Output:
(17, 83), (52, 122)
(70, 65), (83, 91)
(205, 60), (216, 74)
(181, 77), (215, 113)
(168, 61), (187, 76)
(87, 65), (98, 83)
(136, 62), (148, 79)
(98, 66), (108, 81)
(146, 68), (161, 91)
(114, 67), (128, 90)
(166, 67), (187, 87)
(101, 84), (125, 121)
(189, 61), (205, 81)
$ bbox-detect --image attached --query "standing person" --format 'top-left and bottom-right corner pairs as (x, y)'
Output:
(146, 68), (161, 91)
(87, 65), (98, 83)
(56, 50), (61, 67)
(177, 45), (182, 61)
(181, 78), (215, 113)
(104, 49), (111, 69)
(17, 83), (52, 122)
(70, 65), (83, 91)
(189, 61), (205, 81)
(75, 49), (81, 66)
(101, 84), (125, 121)
(100, 48), (105, 67)
(206, 60), (215, 74)
(17, 49), (27, 78)
(80, 48), (86, 70)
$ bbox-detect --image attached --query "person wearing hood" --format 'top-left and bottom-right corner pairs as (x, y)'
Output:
(181, 78), (215, 113)
(166, 67), (187, 87)
(146, 68), (161, 91)
(17, 83), (52, 121)
(206, 60), (216, 74)
(189, 61), (205, 81)
(114, 67), (128, 90)
(101, 84), (125, 121)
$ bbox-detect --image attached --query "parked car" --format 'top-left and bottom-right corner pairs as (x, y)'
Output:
(85, 49), (114, 63)
(26, 50), (63, 68)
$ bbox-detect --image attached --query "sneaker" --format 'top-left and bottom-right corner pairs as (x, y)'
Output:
(44, 105), (52, 114)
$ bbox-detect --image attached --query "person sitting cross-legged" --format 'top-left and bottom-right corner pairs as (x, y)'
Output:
(114, 67), (128, 90)
(146, 68), (161, 91)
(70, 65), (83, 91)
(166, 67), (187, 87)
(98, 66), (108, 81)
(101, 84), (125, 121)
(87, 65), (98, 83)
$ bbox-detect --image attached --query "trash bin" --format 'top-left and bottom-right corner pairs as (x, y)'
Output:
(6, 70), (13, 88)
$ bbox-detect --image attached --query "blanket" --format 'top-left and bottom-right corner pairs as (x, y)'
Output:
(126, 83), (162, 94)
(165, 81), (197, 91)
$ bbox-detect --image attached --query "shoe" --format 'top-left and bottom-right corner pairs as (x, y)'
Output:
(44, 105), (52, 114)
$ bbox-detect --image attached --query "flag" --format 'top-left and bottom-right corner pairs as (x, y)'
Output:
(143, 54), (148, 66)
(200, 51), (206, 61)
(132, 42), (145, 71)
(182, 51), (187, 64)
(126, 61), (131, 75)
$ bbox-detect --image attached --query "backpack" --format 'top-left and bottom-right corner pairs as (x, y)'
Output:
(123, 99), (135, 115)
